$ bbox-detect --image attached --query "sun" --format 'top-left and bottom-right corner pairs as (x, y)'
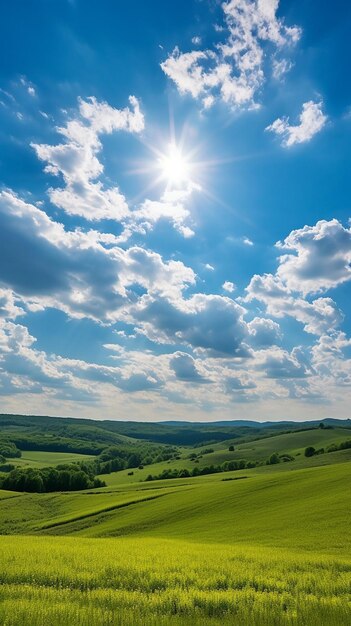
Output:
(158, 143), (191, 186)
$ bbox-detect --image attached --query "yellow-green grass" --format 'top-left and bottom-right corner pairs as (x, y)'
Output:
(0, 489), (21, 500)
(0, 535), (350, 626)
(0, 460), (350, 625)
(0, 484), (182, 534)
(8, 450), (94, 469)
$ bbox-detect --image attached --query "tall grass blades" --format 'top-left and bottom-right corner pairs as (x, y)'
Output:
(0, 536), (350, 626)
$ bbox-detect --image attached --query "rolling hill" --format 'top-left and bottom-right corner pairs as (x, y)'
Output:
(0, 413), (350, 625)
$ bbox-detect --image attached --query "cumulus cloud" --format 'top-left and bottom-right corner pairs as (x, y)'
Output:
(32, 96), (144, 221)
(223, 371), (258, 402)
(245, 273), (343, 335)
(0, 88), (349, 415)
(161, 0), (300, 109)
(247, 317), (282, 347)
(57, 351), (165, 395)
(266, 100), (327, 147)
(31, 96), (197, 239)
(257, 346), (310, 379)
(276, 219), (351, 293)
(311, 332), (351, 388)
(0, 190), (195, 322)
(0, 320), (89, 399)
(129, 293), (251, 357)
(0, 289), (25, 319)
(170, 351), (209, 383)
(132, 185), (196, 238)
(245, 218), (350, 335)
(222, 281), (236, 293)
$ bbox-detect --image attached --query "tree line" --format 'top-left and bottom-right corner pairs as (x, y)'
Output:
(0, 443), (179, 493)
(145, 458), (260, 481)
(0, 462), (105, 493)
(305, 439), (351, 457)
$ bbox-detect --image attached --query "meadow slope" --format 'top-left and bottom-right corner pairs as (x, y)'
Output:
(0, 432), (350, 625)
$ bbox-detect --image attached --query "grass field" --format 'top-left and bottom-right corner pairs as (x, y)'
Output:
(0, 459), (349, 549)
(0, 426), (350, 625)
(10, 450), (94, 468)
(207, 426), (351, 462)
(1, 535), (350, 626)
(100, 428), (351, 485)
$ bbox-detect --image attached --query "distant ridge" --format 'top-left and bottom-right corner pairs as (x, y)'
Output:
(159, 418), (351, 428)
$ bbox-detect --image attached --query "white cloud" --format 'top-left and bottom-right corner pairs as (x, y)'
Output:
(20, 76), (36, 97)
(0, 319), (90, 399)
(222, 280), (236, 292)
(129, 293), (251, 357)
(257, 346), (311, 379)
(266, 100), (327, 147)
(277, 219), (351, 294)
(161, 0), (300, 109)
(0, 289), (25, 319)
(244, 218), (351, 335)
(32, 96), (144, 221)
(243, 236), (254, 246)
(32, 97), (197, 239)
(247, 317), (281, 347)
(245, 273), (344, 335)
(0, 190), (195, 323)
(272, 57), (293, 80)
(170, 351), (209, 383)
(191, 36), (202, 45)
(132, 185), (196, 238)
(1, 87), (349, 417)
(311, 332), (351, 388)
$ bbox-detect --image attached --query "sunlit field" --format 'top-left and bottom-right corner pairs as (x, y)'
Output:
(1, 536), (350, 626)
(0, 459), (350, 625)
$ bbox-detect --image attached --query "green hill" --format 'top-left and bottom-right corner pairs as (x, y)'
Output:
(0, 415), (350, 625)
(0, 460), (350, 625)
(97, 425), (351, 485)
(0, 460), (348, 552)
(9, 450), (94, 468)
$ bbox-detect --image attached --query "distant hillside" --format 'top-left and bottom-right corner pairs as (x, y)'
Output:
(0, 413), (350, 448)
(160, 418), (351, 429)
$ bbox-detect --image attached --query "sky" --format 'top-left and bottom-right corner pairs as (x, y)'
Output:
(0, 0), (350, 423)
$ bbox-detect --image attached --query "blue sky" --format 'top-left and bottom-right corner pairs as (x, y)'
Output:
(0, 0), (350, 421)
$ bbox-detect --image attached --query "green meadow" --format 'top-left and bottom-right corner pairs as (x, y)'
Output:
(1, 535), (350, 626)
(101, 426), (351, 485)
(11, 450), (94, 468)
(0, 416), (350, 625)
